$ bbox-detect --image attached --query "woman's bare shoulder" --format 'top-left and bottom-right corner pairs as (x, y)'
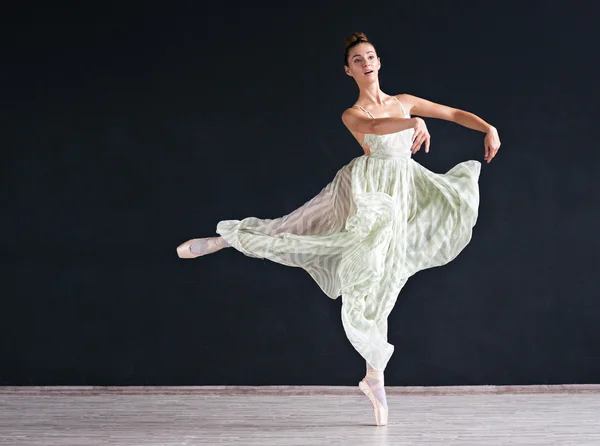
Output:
(342, 105), (362, 116)
(341, 105), (366, 126)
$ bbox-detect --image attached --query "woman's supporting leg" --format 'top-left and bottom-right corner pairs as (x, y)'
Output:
(359, 361), (389, 426)
(364, 361), (387, 408)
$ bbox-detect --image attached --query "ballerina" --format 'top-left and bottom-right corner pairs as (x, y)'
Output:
(177, 31), (501, 426)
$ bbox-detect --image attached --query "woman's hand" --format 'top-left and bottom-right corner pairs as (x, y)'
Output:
(411, 118), (430, 154)
(484, 126), (501, 163)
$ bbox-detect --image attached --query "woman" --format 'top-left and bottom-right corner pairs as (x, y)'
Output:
(177, 32), (501, 426)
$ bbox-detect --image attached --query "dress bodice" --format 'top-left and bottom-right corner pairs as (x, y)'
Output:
(363, 126), (414, 160)
(355, 96), (414, 160)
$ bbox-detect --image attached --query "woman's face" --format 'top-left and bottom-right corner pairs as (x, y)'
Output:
(345, 43), (380, 83)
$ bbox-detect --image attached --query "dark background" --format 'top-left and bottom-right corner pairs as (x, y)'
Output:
(2, 1), (599, 386)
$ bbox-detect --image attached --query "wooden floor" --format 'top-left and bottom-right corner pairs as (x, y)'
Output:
(1, 386), (600, 445)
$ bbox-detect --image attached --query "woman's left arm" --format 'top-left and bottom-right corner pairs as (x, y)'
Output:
(399, 94), (501, 164)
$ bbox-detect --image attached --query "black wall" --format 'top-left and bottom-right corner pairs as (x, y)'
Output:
(2, 1), (599, 386)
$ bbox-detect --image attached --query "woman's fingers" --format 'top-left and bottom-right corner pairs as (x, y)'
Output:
(485, 143), (500, 163)
(411, 132), (420, 151)
(411, 118), (431, 154)
(411, 130), (420, 144)
(412, 133), (424, 152)
(484, 129), (501, 163)
(412, 131), (430, 153)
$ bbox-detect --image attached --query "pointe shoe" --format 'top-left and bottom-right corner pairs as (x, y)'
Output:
(359, 377), (389, 426)
(176, 237), (226, 259)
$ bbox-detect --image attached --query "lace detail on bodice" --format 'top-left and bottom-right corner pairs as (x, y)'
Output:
(363, 126), (415, 160)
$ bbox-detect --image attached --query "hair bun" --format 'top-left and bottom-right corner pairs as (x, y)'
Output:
(344, 32), (368, 49)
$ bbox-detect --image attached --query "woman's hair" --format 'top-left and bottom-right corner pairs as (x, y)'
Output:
(344, 32), (373, 66)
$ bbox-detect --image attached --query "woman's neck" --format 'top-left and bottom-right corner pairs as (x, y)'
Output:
(356, 83), (388, 106)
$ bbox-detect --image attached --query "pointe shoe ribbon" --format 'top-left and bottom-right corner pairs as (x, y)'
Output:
(358, 372), (389, 426)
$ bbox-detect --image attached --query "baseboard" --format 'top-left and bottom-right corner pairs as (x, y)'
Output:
(2, 384), (599, 396)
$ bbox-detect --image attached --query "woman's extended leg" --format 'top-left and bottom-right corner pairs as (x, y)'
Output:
(176, 237), (230, 258)
(177, 164), (354, 262)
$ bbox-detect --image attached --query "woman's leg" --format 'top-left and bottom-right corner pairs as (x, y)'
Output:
(177, 237), (230, 258)
(190, 237), (230, 254)
(364, 361), (387, 408)
(359, 360), (389, 426)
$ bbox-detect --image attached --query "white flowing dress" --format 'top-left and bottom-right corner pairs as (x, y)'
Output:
(217, 98), (480, 370)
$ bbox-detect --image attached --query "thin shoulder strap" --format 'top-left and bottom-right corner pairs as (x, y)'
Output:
(392, 96), (408, 116)
(353, 104), (375, 119)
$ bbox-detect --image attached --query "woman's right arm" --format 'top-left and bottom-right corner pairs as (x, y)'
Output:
(341, 108), (430, 153)
(342, 107), (422, 134)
